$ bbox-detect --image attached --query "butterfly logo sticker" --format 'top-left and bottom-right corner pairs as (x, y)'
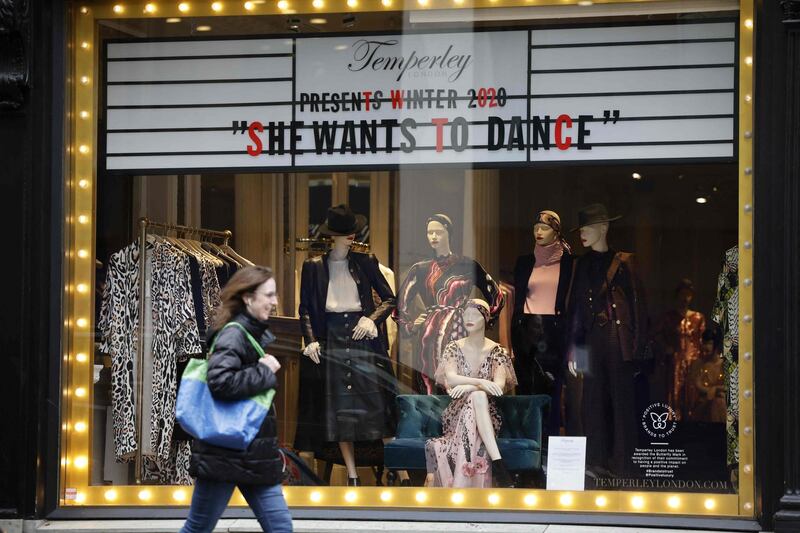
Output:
(650, 411), (669, 430)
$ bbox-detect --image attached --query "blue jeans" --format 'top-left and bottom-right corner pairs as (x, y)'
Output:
(180, 479), (292, 533)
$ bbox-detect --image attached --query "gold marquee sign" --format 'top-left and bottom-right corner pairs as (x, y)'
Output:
(62, 0), (756, 517)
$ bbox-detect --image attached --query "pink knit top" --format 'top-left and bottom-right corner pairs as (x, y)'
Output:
(524, 241), (564, 315)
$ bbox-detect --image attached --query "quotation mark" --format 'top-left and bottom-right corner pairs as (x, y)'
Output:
(232, 120), (249, 134)
(602, 110), (620, 124)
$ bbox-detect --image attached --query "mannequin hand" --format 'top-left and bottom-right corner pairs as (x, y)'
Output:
(568, 361), (578, 378)
(448, 384), (477, 399)
(412, 313), (428, 332)
(259, 354), (281, 373)
(353, 316), (378, 340)
(480, 380), (503, 397)
(303, 341), (321, 364)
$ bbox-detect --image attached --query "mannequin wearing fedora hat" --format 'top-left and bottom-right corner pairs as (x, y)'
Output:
(296, 205), (399, 486)
(511, 210), (573, 438)
(564, 203), (648, 478)
(394, 214), (505, 395)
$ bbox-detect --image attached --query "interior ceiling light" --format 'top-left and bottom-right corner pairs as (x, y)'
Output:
(310, 17), (327, 23)
(632, 172), (642, 180)
(166, 17), (182, 22)
(696, 197), (708, 204)
(196, 24), (212, 31)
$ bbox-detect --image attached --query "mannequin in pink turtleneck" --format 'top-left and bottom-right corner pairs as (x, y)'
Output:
(511, 211), (573, 437)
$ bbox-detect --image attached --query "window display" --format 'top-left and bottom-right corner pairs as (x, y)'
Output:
(59, 0), (756, 519)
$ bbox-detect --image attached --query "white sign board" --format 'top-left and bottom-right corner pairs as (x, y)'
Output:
(546, 436), (587, 491)
(103, 22), (736, 172)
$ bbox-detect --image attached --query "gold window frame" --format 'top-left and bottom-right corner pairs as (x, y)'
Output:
(61, 0), (756, 516)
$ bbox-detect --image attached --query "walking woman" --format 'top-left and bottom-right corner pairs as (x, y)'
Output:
(181, 266), (292, 533)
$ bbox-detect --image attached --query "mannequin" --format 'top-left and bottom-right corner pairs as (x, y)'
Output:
(688, 326), (726, 423)
(511, 210), (573, 437)
(395, 214), (504, 394)
(652, 279), (706, 419)
(295, 205), (398, 486)
(424, 299), (517, 488)
(565, 204), (648, 477)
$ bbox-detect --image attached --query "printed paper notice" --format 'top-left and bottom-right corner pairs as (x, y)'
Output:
(546, 436), (586, 491)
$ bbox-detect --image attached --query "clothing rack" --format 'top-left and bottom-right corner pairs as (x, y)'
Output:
(134, 217), (233, 483)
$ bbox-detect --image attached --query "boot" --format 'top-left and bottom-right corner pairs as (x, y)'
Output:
(347, 476), (361, 487)
(492, 459), (515, 488)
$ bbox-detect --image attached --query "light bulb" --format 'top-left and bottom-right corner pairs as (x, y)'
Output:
(144, 3), (157, 13)
(78, 215), (89, 224)
(524, 494), (537, 506)
(196, 25), (211, 31)
(179, 2), (190, 12)
(75, 492), (86, 503)
(78, 179), (90, 188)
(487, 493), (500, 505)
(631, 496), (645, 509)
(245, 0), (255, 9)
(344, 491), (357, 502)
(78, 145), (89, 154)
(75, 387), (87, 397)
(80, 76), (90, 85)
(379, 490), (392, 502)
(744, 18), (753, 29)
(667, 496), (680, 509)
(77, 249), (89, 258)
(173, 489), (187, 502)
(277, 0), (288, 8)
(76, 283), (88, 293)
(138, 490), (151, 501)
(76, 352), (88, 362)
(74, 421), (87, 432)
(80, 6), (90, 14)
(451, 492), (464, 504)
(312, 0), (323, 7)
(347, 0), (357, 7)
(112, 5), (124, 13)
(415, 491), (427, 503)
(559, 493), (573, 506)
(81, 42), (90, 49)
(211, 1), (223, 11)
(79, 111), (90, 119)
(166, 17), (181, 22)
(745, 56), (753, 66)
(76, 318), (88, 328)
(74, 456), (88, 468)
(595, 496), (608, 507)
(310, 491), (322, 502)
(704, 498), (716, 510)
(104, 489), (118, 502)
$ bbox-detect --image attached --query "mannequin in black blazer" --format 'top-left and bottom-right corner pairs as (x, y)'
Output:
(511, 210), (573, 438)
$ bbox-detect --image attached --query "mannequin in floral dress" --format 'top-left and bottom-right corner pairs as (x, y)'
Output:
(424, 299), (517, 488)
(395, 215), (504, 395)
(653, 279), (706, 420)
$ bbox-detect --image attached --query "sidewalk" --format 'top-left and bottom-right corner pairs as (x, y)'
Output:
(0, 520), (769, 533)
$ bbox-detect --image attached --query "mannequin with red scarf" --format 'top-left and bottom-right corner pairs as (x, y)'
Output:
(394, 214), (505, 395)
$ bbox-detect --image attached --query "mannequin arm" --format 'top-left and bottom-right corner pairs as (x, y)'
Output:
(364, 254), (396, 325)
(298, 260), (318, 345)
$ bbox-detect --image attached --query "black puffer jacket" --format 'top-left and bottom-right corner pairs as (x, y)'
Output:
(188, 312), (283, 485)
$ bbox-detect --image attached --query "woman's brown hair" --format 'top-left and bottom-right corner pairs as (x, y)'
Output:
(211, 265), (274, 333)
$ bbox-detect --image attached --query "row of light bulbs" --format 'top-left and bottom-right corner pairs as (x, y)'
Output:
(83, 2), (763, 14)
(64, 485), (730, 511)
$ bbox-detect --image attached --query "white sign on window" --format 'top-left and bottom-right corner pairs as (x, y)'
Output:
(104, 21), (736, 172)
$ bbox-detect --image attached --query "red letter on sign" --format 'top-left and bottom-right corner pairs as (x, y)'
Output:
(247, 121), (264, 156)
(432, 118), (448, 153)
(363, 91), (372, 111)
(554, 114), (573, 150)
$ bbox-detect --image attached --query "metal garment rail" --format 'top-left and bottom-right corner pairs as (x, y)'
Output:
(134, 217), (232, 484)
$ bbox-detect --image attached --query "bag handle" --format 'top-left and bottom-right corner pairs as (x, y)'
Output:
(209, 322), (265, 358)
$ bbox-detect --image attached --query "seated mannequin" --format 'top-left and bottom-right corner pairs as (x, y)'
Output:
(424, 299), (517, 488)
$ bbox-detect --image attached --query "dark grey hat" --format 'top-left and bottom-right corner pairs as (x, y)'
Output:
(571, 203), (622, 232)
(319, 204), (367, 236)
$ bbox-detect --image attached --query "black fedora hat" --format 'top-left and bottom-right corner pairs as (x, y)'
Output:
(570, 203), (622, 232)
(319, 204), (367, 236)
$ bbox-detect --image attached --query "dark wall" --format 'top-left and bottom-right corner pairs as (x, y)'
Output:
(0, 0), (64, 519)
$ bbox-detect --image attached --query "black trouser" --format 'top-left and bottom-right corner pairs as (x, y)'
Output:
(511, 314), (564, 438)
(580, 322), (637, 477)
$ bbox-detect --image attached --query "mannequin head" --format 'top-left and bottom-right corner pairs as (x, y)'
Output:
(331, 233), (356, 252)
(674, 279), (695, 310)
(426, 215), (453, 257)
(533, 210), (562, 247)
(244, 277), (279, 322)
(463, 299), (491, 335)
(579, 222), (609, 252)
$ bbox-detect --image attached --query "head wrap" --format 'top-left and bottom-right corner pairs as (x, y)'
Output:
(426, 213), (454, 236)
(465, 298), (491, 325)
(534, 210), (572, 253)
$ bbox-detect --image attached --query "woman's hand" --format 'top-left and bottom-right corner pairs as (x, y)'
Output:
(479, 379), (503, 397)
(259, 354), (281, 373)
(303, 341), (321, 364)
(448, 384), (477, 399)
(352, 316), (378, 341)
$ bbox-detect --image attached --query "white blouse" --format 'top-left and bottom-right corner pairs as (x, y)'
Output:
(325, 258), (362, 312)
